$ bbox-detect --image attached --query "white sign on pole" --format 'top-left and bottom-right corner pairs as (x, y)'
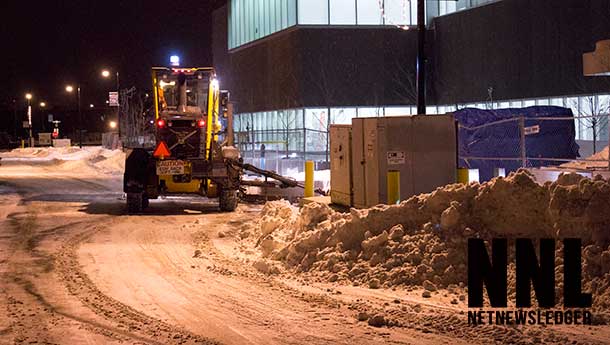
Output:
(27, 105), (32, 126)
(48, 114), (54, 123)
(524, 125), (540, 136)
(109, 92), (119, 107)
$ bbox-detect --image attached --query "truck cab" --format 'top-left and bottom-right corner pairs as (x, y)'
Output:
(123, 66), (240, 213)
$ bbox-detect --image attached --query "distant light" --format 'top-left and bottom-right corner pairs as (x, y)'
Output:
(65, 85), (74, 93)
(170, 55), (180, 66)
(159, 80), (176, 88)
(101, 70), (111, 78)
(25, 93), (32, 100)
(39, 102), (46, 107)
(90, 104), (94, 108)
(109, 121), (117, 129)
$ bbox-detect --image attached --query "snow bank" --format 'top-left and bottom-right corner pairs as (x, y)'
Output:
(0, 146), (125, 175)
(561, 146), (609, 170)
(243, 170), (610, 311)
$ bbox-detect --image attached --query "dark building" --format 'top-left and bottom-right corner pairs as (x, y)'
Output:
(213, 0), (610, 164)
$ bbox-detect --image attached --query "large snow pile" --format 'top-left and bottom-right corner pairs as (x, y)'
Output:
(561, 145), (609, 170)
(0, 146), (125, 175)
(243, 170), (610, 311)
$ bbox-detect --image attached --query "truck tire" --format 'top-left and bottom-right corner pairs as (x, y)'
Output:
(127, 192), (144, 214)
(219, 189), (238, 212)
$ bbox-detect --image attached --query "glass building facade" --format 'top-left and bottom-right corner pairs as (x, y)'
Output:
(229, 0), (498, 49)
(234, 93), (610, 161)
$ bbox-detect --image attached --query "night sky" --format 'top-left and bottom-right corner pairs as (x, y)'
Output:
(1, 0), (225, 112)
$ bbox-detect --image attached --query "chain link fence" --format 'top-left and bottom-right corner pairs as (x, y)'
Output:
(458, 114), (610, 181)
(234, 128), (329, 175)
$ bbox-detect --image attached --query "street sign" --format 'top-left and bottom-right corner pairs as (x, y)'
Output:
(109, 92), (119, 107)
(22, 121), (30, 128)
(524, 125), (540, 136)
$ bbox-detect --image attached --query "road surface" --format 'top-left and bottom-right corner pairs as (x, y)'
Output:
(0, 156), (608, 344)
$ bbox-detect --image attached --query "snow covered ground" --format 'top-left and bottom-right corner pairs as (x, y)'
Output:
(0, 146), (125, 176)
(1, 146), (610, 344)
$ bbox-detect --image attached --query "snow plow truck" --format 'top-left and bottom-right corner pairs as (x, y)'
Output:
(123, 66), (241, 213)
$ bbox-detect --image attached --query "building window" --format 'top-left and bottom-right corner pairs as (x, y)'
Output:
(385, 106), (411, 116)
(298, 0), (329, 24)
(331, 108), (357, 123)
(357, 0), (383, 24)
(229, 0), (499, 49)
(384, 0), (410, 26)
(229, 0), (297, 49)
(330, 0), (356, 25)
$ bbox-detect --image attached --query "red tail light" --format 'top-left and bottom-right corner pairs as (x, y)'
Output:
(157, 119), (166, 128)
(197, 119), (206, 128)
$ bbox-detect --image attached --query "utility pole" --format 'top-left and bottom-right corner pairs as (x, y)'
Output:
(116, 71), (121, 139)
(78, 86), (82, 148)
(416, 0), (426, 115)
(12, 98), (17, 137)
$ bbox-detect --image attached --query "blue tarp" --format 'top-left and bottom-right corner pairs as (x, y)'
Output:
(454, 106), (580, 182)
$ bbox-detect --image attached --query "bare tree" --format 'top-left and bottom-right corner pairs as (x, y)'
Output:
(121, 88), (154, 148)
(570, 95), (610, 153)
(392, 59), (417, 106)
(276, 69), (300, 158)
(309, 54), (338, 163)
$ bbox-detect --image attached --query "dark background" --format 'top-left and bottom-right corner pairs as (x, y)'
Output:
(0, 0), (226, 139)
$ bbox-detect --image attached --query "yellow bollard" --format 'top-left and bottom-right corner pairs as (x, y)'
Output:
(304, 161), (314, 198)
(457, 168), (469, 184)
(387, 170), (400, 205)
(457, 168), (480, 184)
(21, 140), (25, 149)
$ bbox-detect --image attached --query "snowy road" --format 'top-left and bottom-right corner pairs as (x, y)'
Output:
(1, 151), (609, 345)
(0, 155), (466, 344)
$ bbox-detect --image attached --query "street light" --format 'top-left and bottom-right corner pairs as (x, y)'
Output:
(25, 93), (33, 147)
(39, 102), (46, 108)
(101, 68), (121, 138)
(109, 121), (117, 129)
(90, 104), (94, 108)
(65, 84), (82, 148)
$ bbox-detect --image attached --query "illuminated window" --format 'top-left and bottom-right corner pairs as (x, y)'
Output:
(330, 0), (356, 25)
(384, 0), (410, 26)
(331, 108), (357, 124)
(299, 0), (329, 24)
(357, 0), (383, 25)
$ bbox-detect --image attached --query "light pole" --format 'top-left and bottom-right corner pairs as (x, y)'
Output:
(102, 69), (121, 138)
(25, 93), (34, 147)
(66, 85), (82, 148)
(39, 102), (46, 132)
(416, 0), (426, 115)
